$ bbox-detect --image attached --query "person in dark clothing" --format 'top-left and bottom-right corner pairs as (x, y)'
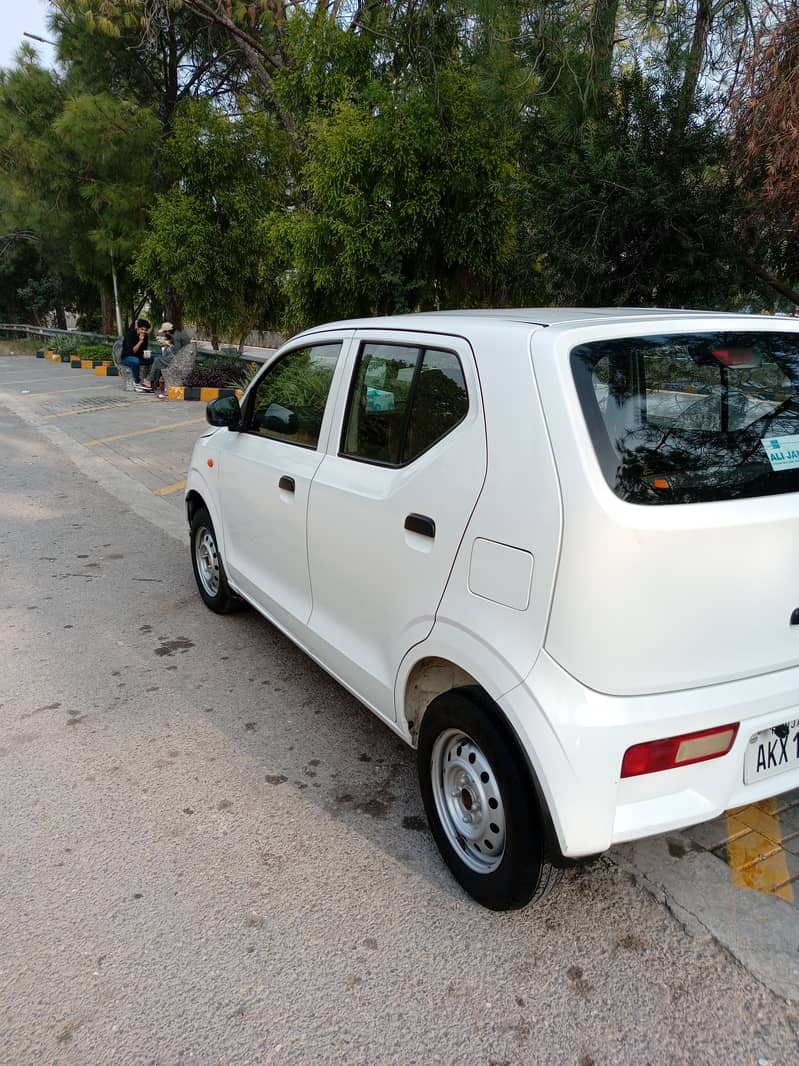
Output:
(120, 319), (153, 386)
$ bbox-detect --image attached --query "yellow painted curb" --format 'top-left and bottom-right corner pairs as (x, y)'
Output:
(165, 386), (245, 401)
(200, 387), (221, 402)
(81, 360), (94, 369)
(726, 799), (794, 901)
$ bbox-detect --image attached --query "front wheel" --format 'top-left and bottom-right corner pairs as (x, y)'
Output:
(190, 506), (241, 614)
(418, 688), (562, 910)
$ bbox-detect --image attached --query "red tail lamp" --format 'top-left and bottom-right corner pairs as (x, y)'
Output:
(621, 723), (739, 778)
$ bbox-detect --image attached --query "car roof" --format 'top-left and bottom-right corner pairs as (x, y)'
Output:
(297, 307), (777, 337)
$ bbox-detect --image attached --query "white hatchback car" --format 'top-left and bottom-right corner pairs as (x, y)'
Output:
(186, 309), (799, 909)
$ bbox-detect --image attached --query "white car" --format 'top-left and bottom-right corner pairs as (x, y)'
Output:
(186, 309), (799, 909)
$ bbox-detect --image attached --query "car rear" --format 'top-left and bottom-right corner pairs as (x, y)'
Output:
(524, 315), (799, 856)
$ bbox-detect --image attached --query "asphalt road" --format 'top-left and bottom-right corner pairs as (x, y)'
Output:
(2, 352), (799, 1064)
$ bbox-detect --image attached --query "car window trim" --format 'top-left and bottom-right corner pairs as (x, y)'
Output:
(240, 338), (347, 451)
(338, 338), (469, 468)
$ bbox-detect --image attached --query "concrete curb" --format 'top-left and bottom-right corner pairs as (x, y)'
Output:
(38, 352), (240, 399)
(166, 386), (242, 402)
(614, 836), (799, 1003)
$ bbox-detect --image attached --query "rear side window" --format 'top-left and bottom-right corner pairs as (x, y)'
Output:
(572, 332), (799, 504)
(341, 343), (468, 465)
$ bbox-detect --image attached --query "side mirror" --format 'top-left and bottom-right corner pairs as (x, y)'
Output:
(206, 395), (241, 429)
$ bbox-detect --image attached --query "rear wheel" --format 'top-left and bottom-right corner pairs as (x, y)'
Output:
(418, 688), (562, 910)
(190, 506), (241, 614)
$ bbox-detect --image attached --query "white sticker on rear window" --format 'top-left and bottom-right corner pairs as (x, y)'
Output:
(761, 434), (799, 471)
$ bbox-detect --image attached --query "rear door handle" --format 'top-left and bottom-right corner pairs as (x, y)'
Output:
(279, 475), (295, 493)
(404, 513), (435, 538)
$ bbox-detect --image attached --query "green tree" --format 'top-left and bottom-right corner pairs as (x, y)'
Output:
(135, 99), (287, 345)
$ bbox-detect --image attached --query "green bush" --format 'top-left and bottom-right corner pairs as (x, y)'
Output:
(49, 335), (78, 356)
(75, 343), (113, 362)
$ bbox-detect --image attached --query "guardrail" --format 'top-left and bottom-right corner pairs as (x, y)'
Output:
(0, 323), (114, 346)
(0, 324), (276, 363)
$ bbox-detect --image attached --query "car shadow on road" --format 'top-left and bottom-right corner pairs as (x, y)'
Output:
(149, 588), (591, 913)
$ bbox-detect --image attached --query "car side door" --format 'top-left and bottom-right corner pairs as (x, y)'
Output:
(305, 331), (487, 720)
(215, 337), (350, 634)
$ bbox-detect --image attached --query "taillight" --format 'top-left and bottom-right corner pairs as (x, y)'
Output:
(621, 723), (739, 778)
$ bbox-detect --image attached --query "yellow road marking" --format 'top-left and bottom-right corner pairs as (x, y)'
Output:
(726, 798), (794, 901)
(153, 480), (187, 497)
(85, 417), (204, 446)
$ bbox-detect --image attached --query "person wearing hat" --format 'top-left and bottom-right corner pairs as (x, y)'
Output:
(137, 320), (189, 395)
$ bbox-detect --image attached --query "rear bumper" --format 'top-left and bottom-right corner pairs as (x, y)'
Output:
(499, 651), (799, 858)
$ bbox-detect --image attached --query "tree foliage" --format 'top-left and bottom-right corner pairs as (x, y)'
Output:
(135, 99), (287, 342)
(732, 3), (799, 227)
(1, 0), (798, 337)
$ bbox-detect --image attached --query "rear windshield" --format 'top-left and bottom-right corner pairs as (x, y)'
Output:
(571, 331), (799, 505)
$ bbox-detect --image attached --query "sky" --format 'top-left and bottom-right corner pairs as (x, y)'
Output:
(0, 0), (56, 71)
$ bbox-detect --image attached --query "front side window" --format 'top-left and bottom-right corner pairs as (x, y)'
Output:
(342, 343), (468, 465)
(572, 331), (799, 504)
(246, 343), (342, 448)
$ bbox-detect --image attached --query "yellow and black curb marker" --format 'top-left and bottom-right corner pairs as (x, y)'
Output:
(167, 386), (243, 403)
(71, 359), (112, 370)
(37, 350), (240, 399)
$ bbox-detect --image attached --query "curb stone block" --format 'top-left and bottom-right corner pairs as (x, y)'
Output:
(166, 386), (243, 402)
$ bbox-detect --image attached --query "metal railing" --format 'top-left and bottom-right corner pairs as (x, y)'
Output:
(0, 323), (276, 362)
(0, 323), (114, 346)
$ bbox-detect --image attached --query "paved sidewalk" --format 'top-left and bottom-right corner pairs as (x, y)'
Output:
(0, 352), (204, 543)
(3, 351), (799, 1001)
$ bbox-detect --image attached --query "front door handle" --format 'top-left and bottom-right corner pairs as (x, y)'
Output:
(279, 475), (295, 493)
(404, 513), (435, 538)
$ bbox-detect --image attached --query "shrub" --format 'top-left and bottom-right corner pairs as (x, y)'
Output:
(76, 343), (113, 362)
(50, 335), (79, 356)
(183, 360), (238, 389)
(186, 355), (249, 389)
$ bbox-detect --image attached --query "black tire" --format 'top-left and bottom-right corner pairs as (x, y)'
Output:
(417, 688), (562, 910)
(190, 506), (242, 614)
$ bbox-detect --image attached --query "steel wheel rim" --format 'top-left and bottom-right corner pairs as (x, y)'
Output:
(430, 728), (506, 874)
(195, 525), (220, 598)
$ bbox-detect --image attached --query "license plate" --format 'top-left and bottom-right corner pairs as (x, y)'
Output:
(743, 719), (799, 784)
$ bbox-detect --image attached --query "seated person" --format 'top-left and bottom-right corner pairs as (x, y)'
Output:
(121, 318), (153, 386)
(139, 321), (191, 396)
